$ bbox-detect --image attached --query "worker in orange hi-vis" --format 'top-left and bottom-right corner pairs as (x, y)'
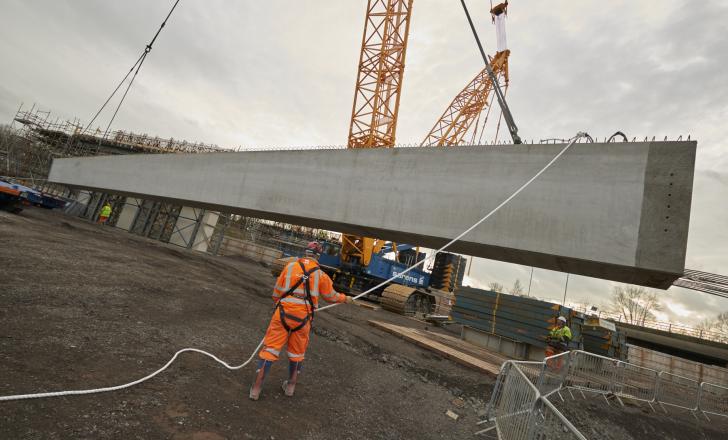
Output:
(249, 241), (355, 400)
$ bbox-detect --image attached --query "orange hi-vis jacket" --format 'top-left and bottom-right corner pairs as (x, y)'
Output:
(273, 258), (346, 314)
(260, 258), (346, 362)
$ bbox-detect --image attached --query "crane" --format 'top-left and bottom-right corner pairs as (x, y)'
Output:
(341, 0), (414, 269)
(330, 1), (515, 315)
(421, 2), (512, 146)
(347, 0), (413, 149)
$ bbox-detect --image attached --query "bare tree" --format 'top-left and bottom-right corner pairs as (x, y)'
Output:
(509, 279), (524, 296)
(488, 282), (504, 293)
(697, 311), (728, 334)
(609, 286), (663, 325)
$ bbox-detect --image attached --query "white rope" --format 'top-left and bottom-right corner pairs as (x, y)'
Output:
(0, 133), (586, 402)
(0, 344), (263, 402)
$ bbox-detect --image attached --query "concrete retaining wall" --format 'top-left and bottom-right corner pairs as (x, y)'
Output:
(628, 344), (728, 385)
(218, 237), (283, 264)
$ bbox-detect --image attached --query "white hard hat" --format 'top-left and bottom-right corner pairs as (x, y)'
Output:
(557, 316), (567, 323)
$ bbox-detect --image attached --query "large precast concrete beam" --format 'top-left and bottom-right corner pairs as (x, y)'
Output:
(49, 142), (696, 289)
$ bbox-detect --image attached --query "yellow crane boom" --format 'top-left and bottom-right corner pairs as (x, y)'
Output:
(347, 0), (413, 149)
(343, 0), (414, 267)
(342, 1), (512, 266)
(420, 50), (509, 146)
(421, 2), (512, 146)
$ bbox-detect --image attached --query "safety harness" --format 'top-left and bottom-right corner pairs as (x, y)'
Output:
(275, 260), (319, 333)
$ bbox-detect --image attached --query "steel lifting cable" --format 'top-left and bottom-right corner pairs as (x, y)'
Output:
(493, 85), (508, 142)
(84, 0), (181, 135)
(460, 0), (521, 144)
(0, 132), (590, 402)
(475, 88), (496, 146)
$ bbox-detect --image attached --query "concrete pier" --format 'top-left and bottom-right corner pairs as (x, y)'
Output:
(49, 141), (696, 289)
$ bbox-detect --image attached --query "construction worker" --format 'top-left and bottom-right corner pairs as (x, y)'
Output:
(249, 241), (355, 400)
(545, 316), (572, 369)
(98, 202), (112, 224)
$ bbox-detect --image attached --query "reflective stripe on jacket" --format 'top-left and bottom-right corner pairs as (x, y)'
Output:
(272, 258), (345, 312)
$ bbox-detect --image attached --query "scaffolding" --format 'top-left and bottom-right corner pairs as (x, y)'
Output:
(1, 104), (338, 262)
(3, 104), (228, 185)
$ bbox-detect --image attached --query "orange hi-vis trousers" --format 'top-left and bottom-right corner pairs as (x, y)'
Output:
(259, 258), (345, 362)
(259, 306), (311, 362)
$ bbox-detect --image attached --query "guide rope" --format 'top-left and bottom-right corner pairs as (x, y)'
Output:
(0, 133), (589, 402)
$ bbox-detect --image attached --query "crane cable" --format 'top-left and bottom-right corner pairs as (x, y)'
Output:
(460, 0), (521, 144)
(84, 0), (181, 136)
(0, 132), (589, 402)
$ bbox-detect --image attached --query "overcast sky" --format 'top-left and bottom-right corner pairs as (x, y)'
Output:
(1, 0), (727, 325)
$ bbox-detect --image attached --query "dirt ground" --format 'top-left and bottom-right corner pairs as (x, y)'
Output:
(2, 208), (726, 440)
(0, 208), (491, 440)
(552, 394), (728, 440)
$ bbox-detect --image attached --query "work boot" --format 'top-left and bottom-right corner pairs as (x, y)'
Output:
(249, 359), (273, 401)
(282, 361), (302, 397)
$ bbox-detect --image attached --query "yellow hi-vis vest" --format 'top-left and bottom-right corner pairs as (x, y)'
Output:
(100, 205), (112, 217)
(549, 326), (572, 342)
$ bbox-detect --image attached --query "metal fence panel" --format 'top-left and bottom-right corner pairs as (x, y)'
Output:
(495, 364), (540, 440)
(539, 352), (571, 398)
(614, 362), (659, 403)
(511, 361), (545, 386)
(699, 382), (728, 418)
(656, 372), (700, 411)
(566, 351), (619, 395)
(481, 351), (728, 438)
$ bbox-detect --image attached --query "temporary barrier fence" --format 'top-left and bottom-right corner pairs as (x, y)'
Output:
(478, 361), (587, 439)
(538, 351), (571, 398)
(480, 350), (728, 438)
(510, 361), (544, 387)
(613, 362), (659, 405)
(565, 351), (620, 399)
(698, 382), (728, 421)
(493, 363), (540, 439)
(655, 371), (700, 413)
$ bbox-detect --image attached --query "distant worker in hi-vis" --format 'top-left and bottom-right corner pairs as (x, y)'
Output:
(546, 316), (572, 369)
(98, 202), (112, 224)
(249, 241), (355, 400)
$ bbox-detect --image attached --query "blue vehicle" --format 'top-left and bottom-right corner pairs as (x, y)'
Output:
(318, 240), (463, 317)
(0, 179), (67, 211)
(274, 238), (464, 317)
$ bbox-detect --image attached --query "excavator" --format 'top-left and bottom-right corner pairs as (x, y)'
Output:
(276, 1), (519, 317)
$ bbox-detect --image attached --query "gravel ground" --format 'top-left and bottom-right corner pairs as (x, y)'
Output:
(0, 208), (491, 439)
(551, 393), (728, 439)
(2, 207), (724, 439)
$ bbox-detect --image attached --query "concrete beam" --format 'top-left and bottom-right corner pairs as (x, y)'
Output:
(48, 142), (696, 288)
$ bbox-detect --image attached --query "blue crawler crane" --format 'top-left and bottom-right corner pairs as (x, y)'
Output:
(278, 239), (465, 318)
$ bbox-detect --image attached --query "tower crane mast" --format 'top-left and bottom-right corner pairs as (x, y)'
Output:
(331, 2), (516, 314)
(347, 0), (413, 149)
(342, 0), (414, 268)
